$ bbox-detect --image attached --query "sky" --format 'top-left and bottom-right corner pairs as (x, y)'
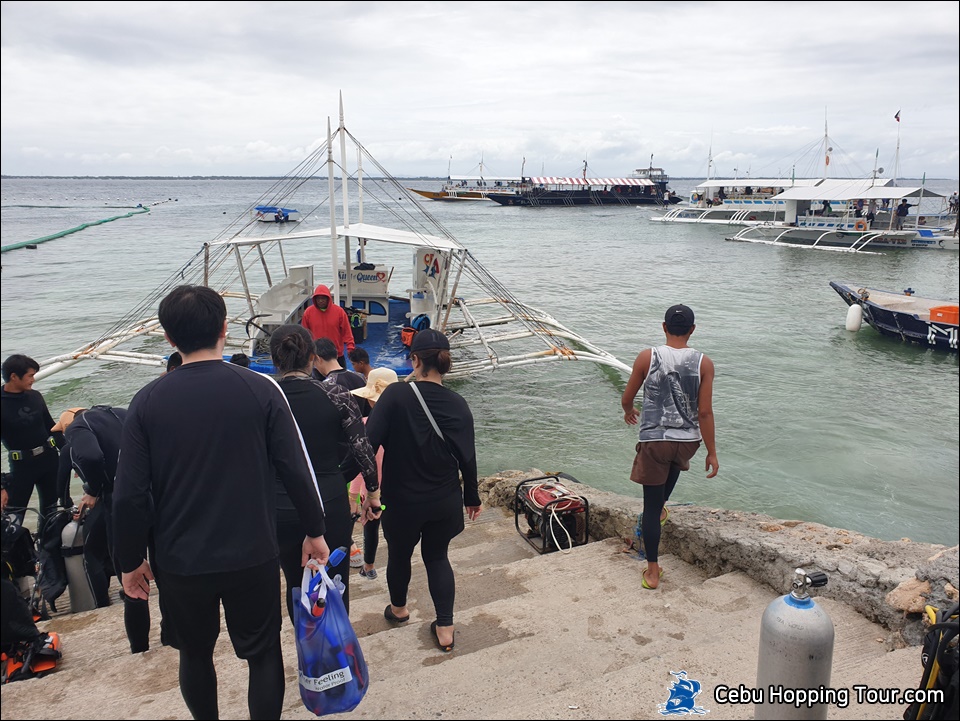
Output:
(1, 1), (958, 180)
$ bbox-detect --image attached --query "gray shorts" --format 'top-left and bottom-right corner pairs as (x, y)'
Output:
(630, 441), (701, 486)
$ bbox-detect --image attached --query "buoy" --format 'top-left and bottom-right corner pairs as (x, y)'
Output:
(61, 514), (98, 613)
(845, 303), (863, 331)
(755, 568), (834, 720)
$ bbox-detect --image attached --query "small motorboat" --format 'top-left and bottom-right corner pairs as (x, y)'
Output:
(830, 282), (959, 353)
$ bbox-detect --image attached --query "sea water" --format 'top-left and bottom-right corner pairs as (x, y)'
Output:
(1, 177), (957, 546)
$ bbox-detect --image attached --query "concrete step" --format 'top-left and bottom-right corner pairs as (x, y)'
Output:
(1, 507), (929, 720)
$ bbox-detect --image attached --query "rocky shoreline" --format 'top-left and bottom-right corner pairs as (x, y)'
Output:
(481, 469), (959, 647)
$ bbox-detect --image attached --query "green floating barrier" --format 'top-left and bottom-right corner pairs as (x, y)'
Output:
(1, 206), (150, 253)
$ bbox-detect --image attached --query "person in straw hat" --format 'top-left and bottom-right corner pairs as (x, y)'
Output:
(348, 368), (400, 580)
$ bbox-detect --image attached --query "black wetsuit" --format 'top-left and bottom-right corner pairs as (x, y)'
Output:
(115, 360), (326, 719)
(1, 388), (59, 528)
(366, 381), (479, 626)
(277, 375), (377, 621)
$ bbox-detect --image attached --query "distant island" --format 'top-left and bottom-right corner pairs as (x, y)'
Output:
(2, 175), (952, 183)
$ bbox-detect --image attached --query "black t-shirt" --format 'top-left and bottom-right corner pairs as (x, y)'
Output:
(114, 360), (325, 576)
(1, 388), (56, 455)
(366, 381), (479, 508)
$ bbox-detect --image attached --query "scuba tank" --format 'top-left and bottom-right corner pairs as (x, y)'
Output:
(60, 508), (97, 613)
(755, 568), (834, 720)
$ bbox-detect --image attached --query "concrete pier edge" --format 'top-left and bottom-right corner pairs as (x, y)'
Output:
(482, 469), (959, 647)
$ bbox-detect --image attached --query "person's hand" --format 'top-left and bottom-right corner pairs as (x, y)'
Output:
(0, 487), (8, 512)
(623, 407), (639, 426)
(302, 535), (330, 567)
(705, 454), (719, 479)
(349, 495), (361, 518)
(361, 492), (382, 523)
(466, 505), (482, 521)
(122, 560), (154, 601)
(75, 493), (97, 518)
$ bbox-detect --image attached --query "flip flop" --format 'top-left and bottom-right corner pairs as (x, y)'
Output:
(661, 508), (670, 527)
(641, 567), (664, 590)
(430, 621), (455, 653)
(384, 605), (409, 624)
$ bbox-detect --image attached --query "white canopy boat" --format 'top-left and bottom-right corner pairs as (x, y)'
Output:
(724, 181), (956, 252)
(36, 99), (631, 383)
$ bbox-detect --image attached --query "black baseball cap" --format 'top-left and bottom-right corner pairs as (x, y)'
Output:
(664, 304), (695, 334)
(410, 328), (450, 353)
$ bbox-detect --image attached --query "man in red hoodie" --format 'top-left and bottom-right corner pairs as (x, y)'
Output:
(301, 284), (355, 367)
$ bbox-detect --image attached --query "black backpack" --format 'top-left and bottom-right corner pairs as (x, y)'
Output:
(904, 603), (959, 721)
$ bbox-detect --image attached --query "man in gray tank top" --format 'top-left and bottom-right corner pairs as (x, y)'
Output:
(621, 304), (718, 590)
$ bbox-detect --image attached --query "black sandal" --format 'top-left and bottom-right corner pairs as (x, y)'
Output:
(430, 621), (455, 652)
(384, 605), (409, 624)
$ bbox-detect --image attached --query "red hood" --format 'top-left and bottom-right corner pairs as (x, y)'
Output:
(312, 284), (333, 301)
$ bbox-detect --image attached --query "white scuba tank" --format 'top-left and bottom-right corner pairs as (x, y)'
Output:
(61, 511), (97, 613)
(755, 568), (834, 720)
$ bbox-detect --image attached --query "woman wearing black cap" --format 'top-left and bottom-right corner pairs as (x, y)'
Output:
(365, 328), (481, 652)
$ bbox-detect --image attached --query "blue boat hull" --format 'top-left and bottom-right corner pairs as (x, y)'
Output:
(830, 282), (959, 353)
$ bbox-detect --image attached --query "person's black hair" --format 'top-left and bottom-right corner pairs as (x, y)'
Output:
(348, 346), (370, 364)
(229, 352), (250, 368)
(2, 354), (40, 383)
(157, 285), (227, 355)
(166, 352), (183, 372)
(271, 325), (315, 373)
(413, 348), (452, 376)
(314, 337), (338, 362)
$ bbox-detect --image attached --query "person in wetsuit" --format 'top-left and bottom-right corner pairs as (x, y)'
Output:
(114, 285), (330, 720)
(1, 355), (59, 530)
(269, 324), (379, 622)
(365, 329), (481, 652)
(55, 405), (164, 653)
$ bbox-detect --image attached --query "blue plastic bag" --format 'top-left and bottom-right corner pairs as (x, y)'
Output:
(293, 562), (369, 716)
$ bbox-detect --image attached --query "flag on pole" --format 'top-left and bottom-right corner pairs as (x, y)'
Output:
(894, 110), (901, 123)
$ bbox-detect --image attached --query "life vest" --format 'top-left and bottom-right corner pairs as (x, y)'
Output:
(400, 327), (417, 348)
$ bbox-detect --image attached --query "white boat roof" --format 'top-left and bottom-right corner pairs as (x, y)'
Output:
(212, 222), (463, 252)
(773, 179), (943, 201)
(696, 178), (825, 189)
(449, 175), (521, 182)
(527, 177), (654, 186)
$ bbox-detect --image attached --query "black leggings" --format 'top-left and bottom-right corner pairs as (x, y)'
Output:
(362, 517), (381, 565)
(641, 466), (682, 563)
(381, 495), (464, 626)
(179, 643), (284, 720)
(277, 493), (353, 624)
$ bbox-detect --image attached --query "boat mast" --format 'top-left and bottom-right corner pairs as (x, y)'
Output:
(338, 95), (355, 309)
(327, 117), (340, 306)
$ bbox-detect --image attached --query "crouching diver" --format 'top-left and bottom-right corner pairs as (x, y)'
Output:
(55, 405), (165, 653)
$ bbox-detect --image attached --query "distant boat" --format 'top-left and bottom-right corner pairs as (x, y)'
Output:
(254, 206), (300, 223)
(726, 182), (957, 252)
(409, 176), (522, 202)
(486, 161), (681, 207)
(830, 282), (958, 352)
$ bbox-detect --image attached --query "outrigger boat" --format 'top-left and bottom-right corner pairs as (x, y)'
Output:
(830, 282), (959, 353)
(725, 181), (956, 252)
(36, 98), (631, 383)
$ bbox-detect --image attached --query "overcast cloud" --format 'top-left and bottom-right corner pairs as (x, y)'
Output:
(2, 1), (958, 179)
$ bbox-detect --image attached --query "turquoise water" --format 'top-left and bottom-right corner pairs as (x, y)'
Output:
(2, 177), (958, 546)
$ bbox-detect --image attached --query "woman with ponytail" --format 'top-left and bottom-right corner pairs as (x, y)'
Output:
(269, 324), (379, 620)
(365, 329), (481, 652)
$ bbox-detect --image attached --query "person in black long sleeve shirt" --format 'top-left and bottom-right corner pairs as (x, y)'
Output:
(365, 329), (481, 652)
(1, 355), (60, 529)
(270, 324), (379, 622)
(113, 285), (330, 721)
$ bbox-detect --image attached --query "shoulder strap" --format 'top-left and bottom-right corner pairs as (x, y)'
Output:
(410, 382), (444, 440)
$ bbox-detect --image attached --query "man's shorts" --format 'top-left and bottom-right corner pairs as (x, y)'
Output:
(630, 441), (701, 486)
(159, 557), (280, 659)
